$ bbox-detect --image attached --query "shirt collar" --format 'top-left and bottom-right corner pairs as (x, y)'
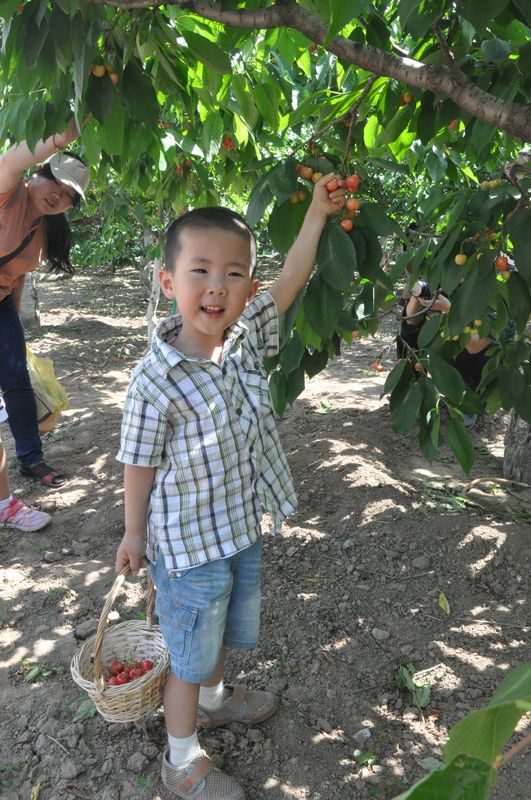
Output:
(151, 313), (250, 376)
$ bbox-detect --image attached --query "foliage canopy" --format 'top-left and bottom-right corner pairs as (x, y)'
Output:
(1, 0), (530, 478)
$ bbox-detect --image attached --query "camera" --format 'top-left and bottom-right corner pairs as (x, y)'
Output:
(411, 279), (432, 300)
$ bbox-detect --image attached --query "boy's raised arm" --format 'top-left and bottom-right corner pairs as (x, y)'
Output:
(115, 463), (156, 574)
(269, 173), (345, 317)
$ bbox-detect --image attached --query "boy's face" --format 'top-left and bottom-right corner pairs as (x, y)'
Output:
(159, 226), (259, 354)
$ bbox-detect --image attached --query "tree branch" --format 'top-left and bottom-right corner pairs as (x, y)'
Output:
(432, 15), (460, 75)
(85, 0), (531, 141)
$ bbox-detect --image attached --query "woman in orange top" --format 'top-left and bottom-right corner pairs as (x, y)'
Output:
(0, 119), (90, 487)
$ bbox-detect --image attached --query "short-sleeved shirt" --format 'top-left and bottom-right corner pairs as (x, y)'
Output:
(117, 291), (297, 576)
(0, 181), (45, 301)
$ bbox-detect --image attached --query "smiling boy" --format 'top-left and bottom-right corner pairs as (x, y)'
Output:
(115, 174), (345, 800)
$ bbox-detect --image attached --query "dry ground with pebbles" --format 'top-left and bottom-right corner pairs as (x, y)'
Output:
(0, 266), (529, 800)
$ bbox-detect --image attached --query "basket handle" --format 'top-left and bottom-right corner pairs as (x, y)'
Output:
(92, 566), (156, 689)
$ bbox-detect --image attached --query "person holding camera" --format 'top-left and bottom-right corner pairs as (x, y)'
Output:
(396, 280), (497, 427)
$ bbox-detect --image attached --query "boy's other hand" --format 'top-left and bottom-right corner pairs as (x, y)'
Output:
(310, 172), (346, 217)
(115, 532), (145, 575)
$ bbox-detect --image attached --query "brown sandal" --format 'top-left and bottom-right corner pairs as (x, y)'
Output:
(19, 462), (66, 487)
(197, 684), (278, 728)
(161, 749), (245, 799)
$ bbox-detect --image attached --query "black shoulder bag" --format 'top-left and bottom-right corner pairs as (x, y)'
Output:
(0, 229), (36, 268)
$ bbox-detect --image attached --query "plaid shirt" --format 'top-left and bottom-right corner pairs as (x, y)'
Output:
(117, 291), (297, 575)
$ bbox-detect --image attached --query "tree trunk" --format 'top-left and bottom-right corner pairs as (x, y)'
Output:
(503, 411), (531, 484)
(19, 273), (40, 329)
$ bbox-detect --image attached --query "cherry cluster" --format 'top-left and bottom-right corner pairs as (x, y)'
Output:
(106, 657), (155, 687)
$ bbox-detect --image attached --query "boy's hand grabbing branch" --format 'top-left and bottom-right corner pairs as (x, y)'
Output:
(270, 173), (346, 316)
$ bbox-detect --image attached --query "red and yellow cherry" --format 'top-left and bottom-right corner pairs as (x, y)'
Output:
(495, 255), (508, 272)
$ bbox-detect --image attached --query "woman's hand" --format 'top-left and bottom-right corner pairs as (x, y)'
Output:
(53, 117), (81, 150)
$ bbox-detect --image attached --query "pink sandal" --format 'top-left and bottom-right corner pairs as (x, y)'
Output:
(0, 496), (51, 532)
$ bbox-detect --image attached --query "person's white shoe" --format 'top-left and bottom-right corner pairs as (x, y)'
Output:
(0, 496), (51, 532)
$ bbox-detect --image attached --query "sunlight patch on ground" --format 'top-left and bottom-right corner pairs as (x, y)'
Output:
(434, 642), (497, 672)
(84, 564), (113, 587)
(457, 525), (506, 574)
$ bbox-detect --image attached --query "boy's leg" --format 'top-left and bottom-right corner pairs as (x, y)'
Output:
(150, 553), (245, 798)
(197, 538), (278, 728)
(165, 674), (200, 739)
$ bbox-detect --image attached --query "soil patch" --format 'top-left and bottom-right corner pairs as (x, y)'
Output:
(1, 267), (529, 800)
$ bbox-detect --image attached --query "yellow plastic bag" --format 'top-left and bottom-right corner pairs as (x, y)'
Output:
(26, 346), (68, 432)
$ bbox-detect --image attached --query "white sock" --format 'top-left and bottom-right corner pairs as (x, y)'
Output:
(198, 679), (230, 711)
(168, 731), (201, 767)
(0, 495), (13, 511)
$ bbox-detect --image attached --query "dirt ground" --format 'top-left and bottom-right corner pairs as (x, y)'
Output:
(1, 266), (529, 800)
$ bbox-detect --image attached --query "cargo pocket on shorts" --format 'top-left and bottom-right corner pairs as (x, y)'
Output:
(157, 595), (198, 662)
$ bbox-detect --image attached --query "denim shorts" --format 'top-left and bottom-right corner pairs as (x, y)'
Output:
(148, 538), (262, 683)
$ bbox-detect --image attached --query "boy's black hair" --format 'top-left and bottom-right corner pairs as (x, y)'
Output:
(164, 207), (257, 276)
(34, 153), (86, 275)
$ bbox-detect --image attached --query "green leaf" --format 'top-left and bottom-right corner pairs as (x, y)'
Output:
(232, 74), (259, 128)
(489, 662), (531, 706)
(269, 198), (308, 254)
(417, 315), (442, 349)
(446, 417), (475, 474)
(383, 359), (410, 396)
(25, 667), (40, 682)
(325, 0), (369, 45)
(519, 41), (531, 74)
(445, 694), (530, 767)
(303, 275), (344, 339)
(390, 380), (422, 433)
(317, 223), (357, 291)
(392, 754), (493, 799)
(285, 365), (305, 405)
(246, 173), (274, 229)
(122, 59), (159, 125)
(181, 31), (231, 73)
(360, 229), (383, 278)
(301, 347), (328, 378)
(461, 0), (510, 33)
(266, 161), (297, 198)
(253, 82), (280, 131)
(85, 74), (116, 126)
(201, 112), (224, 161)
(481, 38), (512, 64)
(279, 330), (305, 376)
(508, 207), (531, 284)
(268, 370), (287, 417)
(358, 203), (403, 237)
(515, 387), (531, 423)
(429, 354), (466, 406)
(99, 95), (125, 156)
(447, 261), (496, 336)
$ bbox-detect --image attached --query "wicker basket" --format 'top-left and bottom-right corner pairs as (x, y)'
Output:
(70, 567), (169, 723)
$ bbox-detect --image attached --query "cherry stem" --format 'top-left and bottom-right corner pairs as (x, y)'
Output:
(494, 731), (531, 770)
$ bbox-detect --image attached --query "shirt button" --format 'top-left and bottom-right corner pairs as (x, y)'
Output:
(249, 444), (254, 453)
(221, 366), (227, 376)
(235, 408), (242, 416)
(254, 361), (260, 370)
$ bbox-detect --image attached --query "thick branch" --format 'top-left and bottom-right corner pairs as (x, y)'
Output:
(86, 0), (531, 141)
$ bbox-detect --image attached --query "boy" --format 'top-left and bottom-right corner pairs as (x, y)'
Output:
(115, 174), (345, 799)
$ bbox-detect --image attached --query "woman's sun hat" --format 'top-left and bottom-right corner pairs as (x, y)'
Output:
(44, 151), (90, 200)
